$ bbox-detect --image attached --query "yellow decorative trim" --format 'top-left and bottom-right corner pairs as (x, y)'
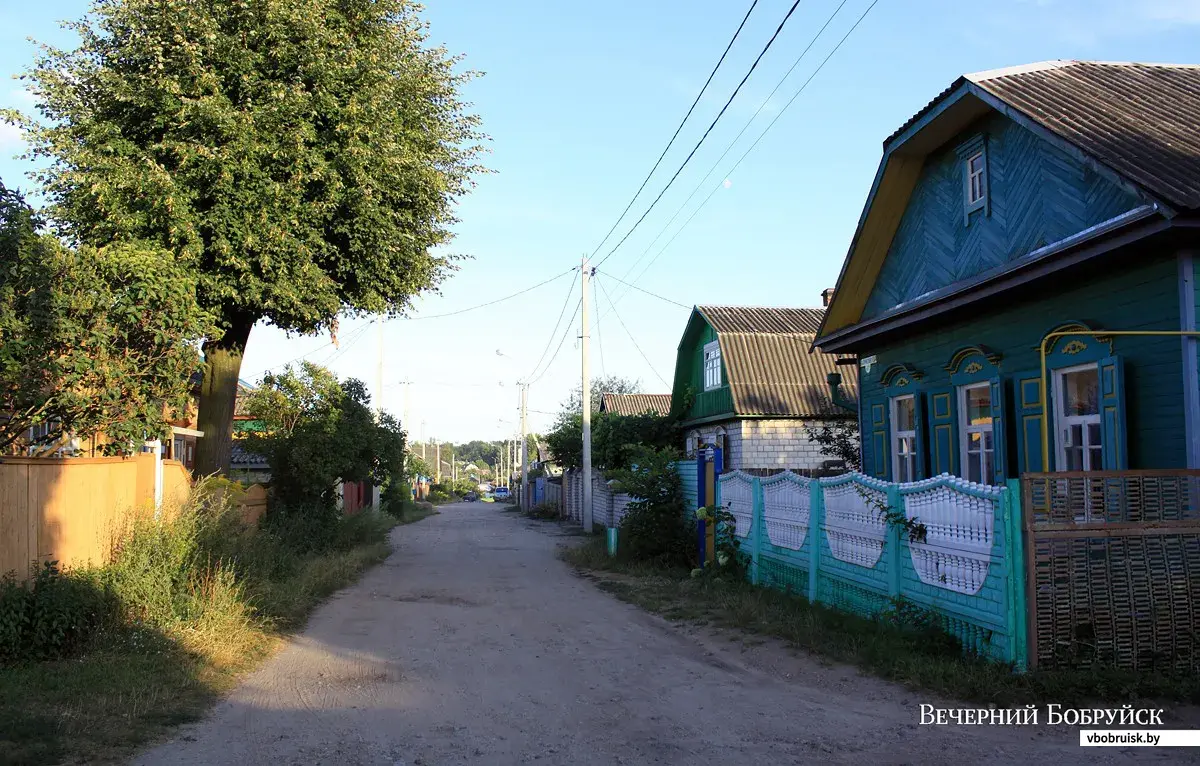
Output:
(963, 361), (983, 374)
(895, 376), (910, 387)
(943, 345), (1002, 373)
(1061, 339), (1087, 355)
(1039, 320), (1113, 354)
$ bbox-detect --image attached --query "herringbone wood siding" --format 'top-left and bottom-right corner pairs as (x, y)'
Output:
(864, 113), (1142, 319)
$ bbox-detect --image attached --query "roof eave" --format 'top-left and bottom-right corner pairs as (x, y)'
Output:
(815, 206), (1171, 353)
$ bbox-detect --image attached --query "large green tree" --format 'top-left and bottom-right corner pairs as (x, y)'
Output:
(0, 181), (212, 454)
(10, 0), (485, 474)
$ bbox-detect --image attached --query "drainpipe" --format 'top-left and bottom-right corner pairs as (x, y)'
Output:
(826, 372), (856, 414)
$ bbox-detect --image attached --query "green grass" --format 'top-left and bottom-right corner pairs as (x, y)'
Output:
(0, 496), (423, 765)
(561, 537), (1200, 707)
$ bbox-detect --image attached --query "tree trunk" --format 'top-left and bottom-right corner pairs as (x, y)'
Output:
(194, 317), (254, 477)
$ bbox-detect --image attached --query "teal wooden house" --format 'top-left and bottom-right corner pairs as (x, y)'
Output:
(814, 61), (1200, 483)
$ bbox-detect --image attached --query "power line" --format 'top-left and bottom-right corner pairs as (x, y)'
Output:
(609, 0), (854, 289)
(596, 269), (690, 309)
(586, 0), (760, 259)
(400, 267), (575, 320)
(526, 297), (582, 387)
(609, 0), (882, 306)
(594, 275), (669, 388)
(592, 0), (806, 269)
(593, 273), (607, 378)
(522, 268), (580, 383)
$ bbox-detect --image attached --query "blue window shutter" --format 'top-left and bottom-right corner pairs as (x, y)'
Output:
(868, 399), (890, 480)
(914, 393), (929, 479)
(927, 388), (957, 476)
(1099, 355), (1128, 470)
(1012, 370), (1047, 474)
(989, 376), (1007, 483)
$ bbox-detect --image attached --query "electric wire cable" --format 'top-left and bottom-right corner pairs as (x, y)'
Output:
(586, 0), (760, 259)
(594, 275), (669, 388)
(608, 0), (853, 288)
(606, 0), (882, 309)
(526, 297), (582, 387)
(399, 267), (575, 320)
(522, 268), (580, 384)
(592, 0), (807, 269)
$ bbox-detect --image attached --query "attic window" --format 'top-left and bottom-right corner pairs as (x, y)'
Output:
(967, 152), (985, 205)
(956, 134), (989, 224)
(703, 341), (722, 391)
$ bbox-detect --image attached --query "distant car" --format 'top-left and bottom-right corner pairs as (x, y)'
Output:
(493, 486), (511, 501)
(463, 491), (478, 502)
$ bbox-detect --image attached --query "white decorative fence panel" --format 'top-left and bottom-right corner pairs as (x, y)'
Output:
(719, 471), (755, 538)
(903, 475), (1001, 595)
(820, 474), (888, 568)
(762, 474), (811, 550)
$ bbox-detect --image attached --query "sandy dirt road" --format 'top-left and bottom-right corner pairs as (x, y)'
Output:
(134, 503), (1195, 765)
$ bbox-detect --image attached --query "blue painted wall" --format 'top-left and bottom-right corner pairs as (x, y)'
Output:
(864, 113), (1143, 319)
(857, 249), (1183, 475)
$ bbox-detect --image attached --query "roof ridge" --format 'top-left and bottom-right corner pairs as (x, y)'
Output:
(696, 304), (825, 311)
(966, 59), (1075, 82)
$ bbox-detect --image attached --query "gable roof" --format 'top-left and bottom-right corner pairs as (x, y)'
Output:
(685, 306), (857, 419)
(817, 60), (1198, 348)
(944, 61), (1199, 208)
(599, 393), (673, 417)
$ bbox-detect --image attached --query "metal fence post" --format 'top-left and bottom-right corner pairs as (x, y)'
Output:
(808, 479), (823, 603)
(1006, 478), (1029, 670)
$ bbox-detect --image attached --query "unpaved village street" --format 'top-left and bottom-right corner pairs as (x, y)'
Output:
(135, 503), (1193, 765)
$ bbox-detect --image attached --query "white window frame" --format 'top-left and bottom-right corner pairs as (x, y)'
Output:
(890, 394), (917, 483)
(685, 431), (699, 457)
(958, 382), (995, 484)
(1053, 362), (1103, 472)
(966, 151), (986, 206)
(703, 340), (722, 391)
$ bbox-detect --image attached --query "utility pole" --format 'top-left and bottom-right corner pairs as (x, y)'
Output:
(519, 383), (529, 509)
(581, 257), (593, 532)
(435, 440), (441, 484)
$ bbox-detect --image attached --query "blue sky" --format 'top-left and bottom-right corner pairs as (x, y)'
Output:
(3, 0), (1200, 443)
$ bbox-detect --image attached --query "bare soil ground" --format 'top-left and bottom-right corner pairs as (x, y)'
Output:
(133, 503), (1197, 765)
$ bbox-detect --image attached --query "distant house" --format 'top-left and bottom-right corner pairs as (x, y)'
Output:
(671, 305), (858, 474)
(531, 441), (561, 477)
(814, 60), (1200, 483)
(598, 393), (673, 417)
(229, 379), (270, 483)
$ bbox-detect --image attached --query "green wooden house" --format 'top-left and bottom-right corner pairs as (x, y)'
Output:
(671, 305), (857, 474)
(814, 61), (1200, 484)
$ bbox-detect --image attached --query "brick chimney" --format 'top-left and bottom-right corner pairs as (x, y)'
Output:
(821, 288), (835, 307)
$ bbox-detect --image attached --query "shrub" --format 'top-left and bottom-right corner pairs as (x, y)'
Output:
(609, 446), (692, 568)
(0, 562), (117, 663)
(524, 503), (560, 521)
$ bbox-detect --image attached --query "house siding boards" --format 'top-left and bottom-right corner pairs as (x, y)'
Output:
(863, 112), (1143, 319)
(857, 249), (1184, 477)
(679, 321), (735, 423)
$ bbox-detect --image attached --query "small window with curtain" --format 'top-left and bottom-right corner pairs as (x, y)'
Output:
(958, 383), (994, 483)
(891, 395), (917, 483)
(703, 341), (722, 391)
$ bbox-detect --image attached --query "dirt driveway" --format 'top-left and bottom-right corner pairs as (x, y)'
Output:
(134, 503), (1191, 765)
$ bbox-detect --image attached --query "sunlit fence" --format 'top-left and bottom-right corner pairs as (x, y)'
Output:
(717, 470), (1027, 666)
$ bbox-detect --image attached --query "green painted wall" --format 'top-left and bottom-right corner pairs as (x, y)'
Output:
(857, 248), (1184, 475)
(674, 319), (735, 424)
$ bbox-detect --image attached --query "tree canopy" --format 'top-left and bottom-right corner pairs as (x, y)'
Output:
(0, 181), (212, 454)
(8, 0), (486, 474)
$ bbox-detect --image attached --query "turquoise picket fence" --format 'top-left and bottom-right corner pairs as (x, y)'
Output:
(716, 470), (1028, 668)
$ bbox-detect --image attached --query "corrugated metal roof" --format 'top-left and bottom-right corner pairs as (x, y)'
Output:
(885, 60), (1200, 210)
(696, 306), (824, 335)
(231, 441), (268, 467)
(719, 334), (858, 417)
(599, 393), (673, 417)
(970, 61), (1200, 209)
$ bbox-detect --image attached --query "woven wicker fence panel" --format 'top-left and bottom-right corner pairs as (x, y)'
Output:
(1031, 532), (1200, 671)
(1025, 472), (1200, 671)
